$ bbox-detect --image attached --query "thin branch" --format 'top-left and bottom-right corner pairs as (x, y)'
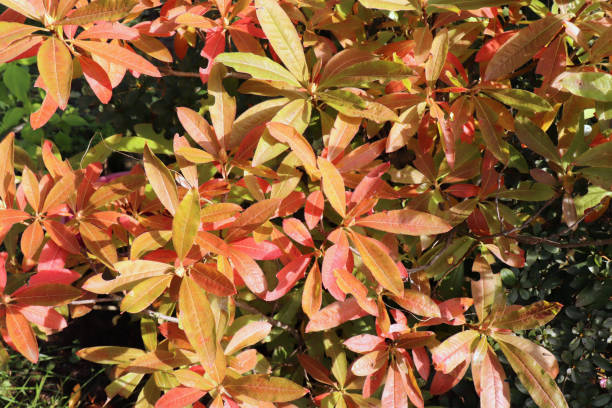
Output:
(70, 295), (121, 305)
(69, 296), (178, 323)
(159, 67), (200, 78)
(513, 235), (612, 248)
(234, 299), (301, 339)
(403, 231), (455, 278)
(477, 192), (561, 240)
(145, 310), (179, 324)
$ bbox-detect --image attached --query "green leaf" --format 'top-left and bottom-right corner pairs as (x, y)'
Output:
(486, 89), (553, 114)
(3, 63), (30, 103)
(422, 236), (475, 279)
(255, 0), (308, 84)
(560, 72), (612, 102)
(319, 60), (411, 90)
(577, 168), (612, 191)
(514, 116), (561, 164)
(358, 0), (417, 11)
(495, 182), (556, 201)
(474, 97), (509, 164)
(318, 90), (398, 123)
(215, 52), (301, 88)
(574, 141), (612, 168)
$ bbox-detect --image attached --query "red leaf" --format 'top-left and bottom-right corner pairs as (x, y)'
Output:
(230, 238), (281, 261)
(264, 255), (311, 301)
(155, 387), (207, 408)
(13, 305), (67, 330)
(79, 55), (112, 104)
(430, 360), (469, 395)
(74, 40), (161, 78)
(282, 217), (314, 248)
(305, 297), (369, 332)
(304, 190), (324, 230)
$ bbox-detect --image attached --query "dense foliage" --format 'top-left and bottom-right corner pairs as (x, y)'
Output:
(0, 0), (611, 407)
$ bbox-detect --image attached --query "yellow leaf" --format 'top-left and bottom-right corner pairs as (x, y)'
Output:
(317, 157), (346, 219)
(172, 188), (200, 261)
(255, 0), (308, 84)
(143, 144), (179, 215)
(179, 276), (226, 384)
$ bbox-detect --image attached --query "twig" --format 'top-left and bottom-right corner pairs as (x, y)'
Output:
(477, 192), (561, 240)
(70, 295), (121, 305)
(145, 310), (179, 324)
(403, 231), (455, 278)
(70, 295), (179, 323)
(513, 235), (612, 249)
(234, 299), (301, 339)
(159, 67), (201, 78)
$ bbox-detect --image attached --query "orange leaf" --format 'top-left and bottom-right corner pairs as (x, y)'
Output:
(0, 209), (31, 229)
(42, 219), (80, 255)
(21, 220), (44, 260)
(41, 172), (76, 214)
(356, 208), (451, 236)
(37, 37), (73, 110)
(190, 263), (236, 297)
(131, 35), (173, 63)
(20, 166), (40, 212)
(305, 297), (369, 332)
(328, 113), (361, 162)
(334, 268), (377, 315)
(225, 198), (280, 242)
(0, 132), (16, 206)
(30, 93), (58, 130)
(79, 55), (112, 104)
(381, 362), (407, 408)
(155, 387), (207, 408)
(5, 305), (38, 363)
(0, 36), (43, 64)
(79, 221), (118, 268)
(391, 289), (441, 318)
(431, 329), (479, 374)
(176, 107), (221, 158)
(120, 275), (172, 313)
(12, 283), (81, 306)
(267, 122), (318, 177)
(301, 262), (322, 318)
(304, 190), (324, 230)
(224, 321), (272, 355)
(282, 217), (313, 248)
(223, 374), (308, 403)
(209, 63), (235, 150)
(348, 230), (403, 296)
(73, 39), (161, 77)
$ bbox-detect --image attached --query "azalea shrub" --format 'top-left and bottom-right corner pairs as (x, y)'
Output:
(1, 0), (612, 407)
